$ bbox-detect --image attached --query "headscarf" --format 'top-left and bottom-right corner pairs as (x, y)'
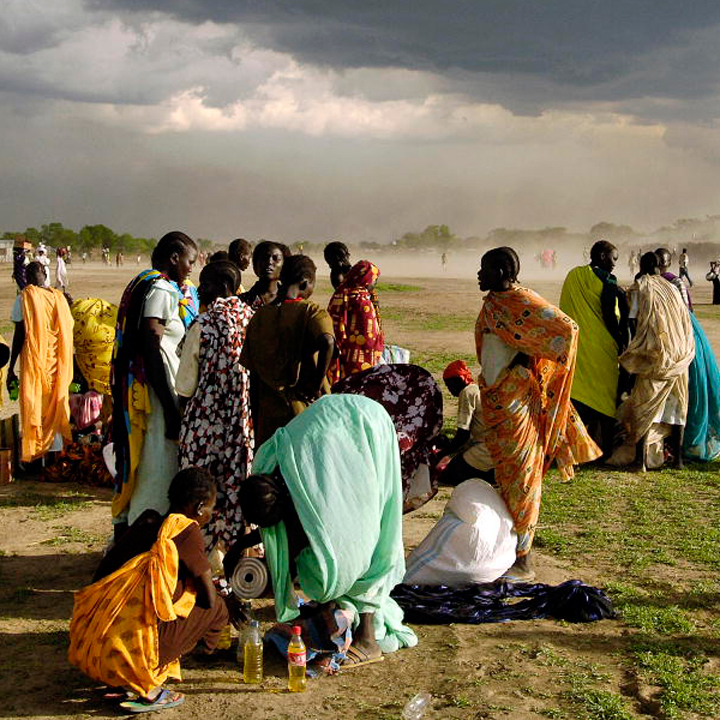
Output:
(443, 360), (475, 386)
(343, 261), (381, 325)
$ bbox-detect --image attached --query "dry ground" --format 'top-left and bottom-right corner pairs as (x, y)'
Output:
(0, 259), (718, 720)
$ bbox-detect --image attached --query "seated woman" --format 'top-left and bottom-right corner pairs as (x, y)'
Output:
(332, 363), (443, 512)
(327, 260), (384, 383)
(68, 468), (229, 713)
(436, 360), (494, 486)
(235, 394), (418, 666)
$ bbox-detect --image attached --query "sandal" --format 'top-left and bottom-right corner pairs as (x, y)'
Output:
(341, 645), (384, 669)
(120, 688), (185, 713)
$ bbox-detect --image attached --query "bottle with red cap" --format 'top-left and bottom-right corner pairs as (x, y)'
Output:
(287, 625), (307, 692)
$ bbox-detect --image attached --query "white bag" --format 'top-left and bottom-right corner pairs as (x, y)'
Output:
(403, 480), (516, 586)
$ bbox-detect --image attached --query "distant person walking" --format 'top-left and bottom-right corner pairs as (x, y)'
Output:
(679, 247), (692, 286)
(706, 261), (720, 305)
(56, 248), (69, 292)
(441, 251), (448, 272)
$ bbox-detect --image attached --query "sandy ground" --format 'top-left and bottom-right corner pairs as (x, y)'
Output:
(0, 259), (718, 719)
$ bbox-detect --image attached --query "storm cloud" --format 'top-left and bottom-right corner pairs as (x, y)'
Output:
(1, 0), (720, 242)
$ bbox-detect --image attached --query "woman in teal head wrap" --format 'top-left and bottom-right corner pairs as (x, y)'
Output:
(238, 394), (417, 666)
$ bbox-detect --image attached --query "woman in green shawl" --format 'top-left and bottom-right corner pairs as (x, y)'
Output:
(236, 394), (417, 667)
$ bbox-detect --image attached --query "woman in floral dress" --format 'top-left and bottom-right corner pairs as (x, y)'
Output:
(176, 261), (254, 551)
(332, 363), (443, 513)
(327, 260), (384, 383)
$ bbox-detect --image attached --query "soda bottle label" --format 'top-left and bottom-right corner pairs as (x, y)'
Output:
(288, 650), (306, 666)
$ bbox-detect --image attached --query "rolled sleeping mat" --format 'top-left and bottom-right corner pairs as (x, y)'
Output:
(230, 557), (270, 599)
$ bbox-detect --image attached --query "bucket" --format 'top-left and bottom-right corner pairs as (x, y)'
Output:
(0, 448), (12, 484)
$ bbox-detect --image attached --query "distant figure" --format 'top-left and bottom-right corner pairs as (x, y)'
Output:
(56, 247), (69, 291)
(441, 251), (448, 272)
(12, 237), (32, 291)
(35, 246), (51, 287)
(136, 254), (141, 265)
(81, 252), (87, 265)
(706, 260), (720, 305)
(208, 250), (229, 263)
(628, 250), (638, 277)
(560, 240), (628, 456)
(657, 247), (692, 311)
(540, 248), (554, 268)
(228, 238), (252, 293)
(679, 247), (692, 286)
(323, 241), (352, 289)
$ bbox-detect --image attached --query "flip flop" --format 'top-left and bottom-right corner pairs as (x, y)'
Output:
(341, 645), (384, 669)
(120, 688), (185, 713)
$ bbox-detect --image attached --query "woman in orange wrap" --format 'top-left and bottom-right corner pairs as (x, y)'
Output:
(6, 261), (73, 463)
(475, 248), (600, 581)
(68, 468), (229, 713)
(328, 260), (384, 383)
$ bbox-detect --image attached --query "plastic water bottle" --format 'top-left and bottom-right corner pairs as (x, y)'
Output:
(287, 625), (307, 692)
(402, 693), (431, 719)
(242, 620), (263, 684)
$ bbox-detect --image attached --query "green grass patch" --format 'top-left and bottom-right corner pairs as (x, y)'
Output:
(565, 687), (633, 720)
(40, 526), (102, 546)
(621, 605), (695, 634)
(634, 648), (720, 718)
(376, 282), (422, 293)
(31, 499), (93, 521)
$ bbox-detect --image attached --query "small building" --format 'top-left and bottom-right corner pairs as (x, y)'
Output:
(0, 239), (13, 263)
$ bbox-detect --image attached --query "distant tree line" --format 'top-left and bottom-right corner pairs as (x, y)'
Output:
(1, 223), (215, 257)
(4, 215), (719, 259)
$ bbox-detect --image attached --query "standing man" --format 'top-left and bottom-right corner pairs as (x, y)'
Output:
(559, 240), (628, 456)
(679, 247), (692, 286)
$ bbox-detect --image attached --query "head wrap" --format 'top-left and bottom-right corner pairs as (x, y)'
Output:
(344, 260), (380, 289)
(443, 360), (475, 386)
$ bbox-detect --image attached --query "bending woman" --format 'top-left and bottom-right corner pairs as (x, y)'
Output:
(327, 260), (384, 383)
(237, 394), (417, 666)
(68, 468), (229, 713)
(177, 261), (255, 551)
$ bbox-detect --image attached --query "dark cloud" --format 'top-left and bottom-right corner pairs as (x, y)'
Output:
(88, 0), (720, 103)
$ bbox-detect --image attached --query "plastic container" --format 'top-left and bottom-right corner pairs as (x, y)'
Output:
(402, 692), (432, 719)
(242, 620), (263, 684)
(8, 380), (18, 402)
(287, 625), (307, 692)
(216, 623), (232, 650)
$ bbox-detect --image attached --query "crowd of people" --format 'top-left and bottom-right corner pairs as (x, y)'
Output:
(3, 231), (719, 711)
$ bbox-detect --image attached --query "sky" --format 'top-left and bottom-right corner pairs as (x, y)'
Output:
(2, 0), (720, 243)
